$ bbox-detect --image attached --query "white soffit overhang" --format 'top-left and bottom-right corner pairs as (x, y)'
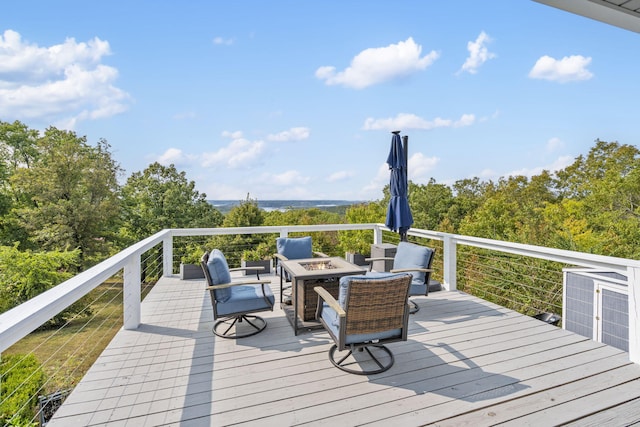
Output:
(534, 0), (640, 33)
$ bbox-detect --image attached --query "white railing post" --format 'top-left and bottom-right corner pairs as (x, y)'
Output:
(373, 226), (383, 245)
(442, 235), (457, 291)
(628, 266), (640, 363)
(163, 234), (173, 277)
(123, 253), (141, 330)
(280, 228), (289, 238)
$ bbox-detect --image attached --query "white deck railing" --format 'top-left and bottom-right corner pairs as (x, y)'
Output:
(2, 223), (639, 363)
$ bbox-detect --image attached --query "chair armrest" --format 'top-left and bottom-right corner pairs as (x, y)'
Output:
(314, 286), (345, 317)
(273, 253), (288, 262)
(206, 278), (271, 290)
(365, 256), (395, 272)
(390, 268), (433, 274)
(230, 266), (265, 276)
(364, 256), (394, 262)
(313, 251), (330, 258)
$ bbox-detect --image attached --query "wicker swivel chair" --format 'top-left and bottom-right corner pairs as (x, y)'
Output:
(314, 272), (412, 375)
(201, 249), (275, 339)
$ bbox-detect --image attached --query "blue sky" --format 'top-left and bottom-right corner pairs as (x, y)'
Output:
(1, 1), (638, 201)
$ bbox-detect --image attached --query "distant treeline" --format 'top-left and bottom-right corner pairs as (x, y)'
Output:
(2, 118), (639, 312)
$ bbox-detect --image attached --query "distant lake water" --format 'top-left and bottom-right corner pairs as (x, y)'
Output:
(209, 200), (366, 214)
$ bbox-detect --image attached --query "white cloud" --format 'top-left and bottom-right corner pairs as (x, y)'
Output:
(362, 162), (391, 195)
(0, 29), (130, 126)
(261, 170), (310, 186)
(408, 152), (439, 183)
(315, 37), (439, 89)
(477, 155), (575, 182)
(201, 136), (266, 169)
(458, 31), (496, 75)
(222, 130), (244, 139)
(360, 152), (438, 197)
(546, 137), (564, 152)
(326, 170), (355, 182)
(363, 113), (476, 131)
(156, 148), (196, 167)
(505, 155), (574, 178)
(529, 55), (593, 83)
(478, 168), (498, 180)
(267, 127), (310, 142)
(213, 36), (234, 45)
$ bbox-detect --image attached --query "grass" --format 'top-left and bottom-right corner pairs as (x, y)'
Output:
(5, 279), (156, 395)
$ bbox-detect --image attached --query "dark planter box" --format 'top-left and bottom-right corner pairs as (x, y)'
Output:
(345, 252), (369, 266)
(180, 263), (205, 280)
(241, 259), (271, 275)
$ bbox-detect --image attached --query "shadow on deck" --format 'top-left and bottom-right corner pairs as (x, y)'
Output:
(48, 273), (640, 426)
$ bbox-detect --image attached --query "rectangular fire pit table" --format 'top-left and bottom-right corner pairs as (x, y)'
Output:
(280, 257), (366, 335)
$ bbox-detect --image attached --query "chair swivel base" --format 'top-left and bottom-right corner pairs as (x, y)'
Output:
(213, 314), (267, 339)
(328, 344), (395, 375)
(409, 299), (420, 314)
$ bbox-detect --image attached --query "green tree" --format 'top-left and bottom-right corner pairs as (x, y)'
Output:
(9, 127), (122, 265)
(0, 120), (41, 246)
(338, 201), (385, 256)
(553, 140), (640, 257)
(121, 162), (223, 275)
(203, 195), (269, 266)
(408, 179), (455, 231)
(0, 244), (85, 324)
(442, 177), (491, 233)
(120, 162), (223, 243)
(459, 173), (556, 243)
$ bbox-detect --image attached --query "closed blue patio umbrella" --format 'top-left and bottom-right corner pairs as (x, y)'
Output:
(385, 131), (413, 241)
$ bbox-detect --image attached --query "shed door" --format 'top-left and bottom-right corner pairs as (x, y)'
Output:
(594, 281), (629, 352)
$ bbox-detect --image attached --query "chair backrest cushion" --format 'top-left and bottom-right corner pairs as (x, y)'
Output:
(206, 249), (232, 302)
(276, 236), (313, 260)
(393, 242), (433, 284)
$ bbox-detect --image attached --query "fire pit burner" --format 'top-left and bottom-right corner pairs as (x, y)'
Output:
(300, 260), (336, 271)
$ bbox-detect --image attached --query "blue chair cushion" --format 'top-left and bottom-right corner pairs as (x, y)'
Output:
(276, 236), (313, 260)
(216, 284), (275, 316)
(393, 242), (433, 287)
(206, 249), (232, 302)
(410, 281), (428, 297)
(320, 303), (402, 345)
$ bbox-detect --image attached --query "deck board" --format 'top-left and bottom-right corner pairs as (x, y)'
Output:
(48, 274), (640, 426)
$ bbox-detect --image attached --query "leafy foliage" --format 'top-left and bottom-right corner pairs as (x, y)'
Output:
(5, 125), (122, 267)
(0, 353), (46, 426)
(338, 202), (385, 255)
(0, 245), (88, 324)
(120, 162), (223, 243)
(120, 162), (224, 274)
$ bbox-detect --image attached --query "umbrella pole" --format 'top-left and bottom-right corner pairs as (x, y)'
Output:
(401, 135), (409, 242)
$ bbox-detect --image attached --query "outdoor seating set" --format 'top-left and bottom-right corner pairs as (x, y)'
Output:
(200, 236), (438, 375)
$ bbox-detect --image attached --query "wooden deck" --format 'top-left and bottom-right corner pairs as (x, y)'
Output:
(48, 273), (640, 426)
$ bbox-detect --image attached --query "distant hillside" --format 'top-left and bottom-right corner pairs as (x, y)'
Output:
(209, 200), (365, 215)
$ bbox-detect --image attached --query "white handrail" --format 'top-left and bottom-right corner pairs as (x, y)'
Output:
(1, 223), (639, 362)
(0, 224), (381, 353)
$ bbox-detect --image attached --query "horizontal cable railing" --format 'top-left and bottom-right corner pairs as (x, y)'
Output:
(456, 248), (564, 319)
(1, 246), (160, 426)
(2, 223), (640, 425)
